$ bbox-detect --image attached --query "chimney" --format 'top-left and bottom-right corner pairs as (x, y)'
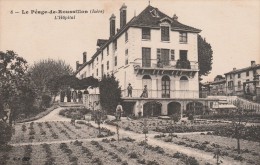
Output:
(251, 61), (256, 66)
(173, 14), (178, 21)
(76, 61), (79, 70)
(83, 52), (87, 63)
(120, 3), (127, 28)
(110, 14), (116, 37)
(233, 68), (236, 71)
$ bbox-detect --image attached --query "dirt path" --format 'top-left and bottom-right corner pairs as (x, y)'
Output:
(34, 107), (70, 122)
(90, 122), (243, 165)
(23, 107), (244, 165)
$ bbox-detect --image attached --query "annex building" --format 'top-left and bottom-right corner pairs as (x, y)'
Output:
(75, 4), (217, 116)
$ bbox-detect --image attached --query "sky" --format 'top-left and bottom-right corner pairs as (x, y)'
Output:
(0, 0), (259, 82)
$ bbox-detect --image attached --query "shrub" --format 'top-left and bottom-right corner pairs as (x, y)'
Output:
(147, 160), (160, 165)
(41, 95), (52, 108)
(118, 147), (127, 154)
(22, 125), (27, 132)
(122, 137), (135, 142)
(137, 159), (146, 164)
(128, 152), (139, 159)
(91, 158), (103, 165)
(121, 161), (128, 165)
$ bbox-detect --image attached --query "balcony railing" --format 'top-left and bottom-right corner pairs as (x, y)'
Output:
(132, 59), (198, 70)
(121, 89), (199, 99)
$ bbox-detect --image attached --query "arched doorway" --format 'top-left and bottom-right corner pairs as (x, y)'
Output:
(186, 102), (203, 115)
(168, 102), (181, 115)
(162, 75), (170, 98)
(143, 101), (161, 117)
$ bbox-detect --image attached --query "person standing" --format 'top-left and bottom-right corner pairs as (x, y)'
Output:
(66, 88), (71, 102)
(78, 90), (83, 103)
(127, 83), (133, 97)
(140, 85), (148, 98)
(116, 102), (123, 120)
(72, 90), (77, 102)
(60, 90), (65, 102)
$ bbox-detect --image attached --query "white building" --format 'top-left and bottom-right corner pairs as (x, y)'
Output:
(75, 4), (217, 116)
(224, 61), (260, 97)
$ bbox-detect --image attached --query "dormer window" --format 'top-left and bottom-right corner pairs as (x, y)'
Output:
(161, 26), (169, 41)
(150, 9), (159, 17)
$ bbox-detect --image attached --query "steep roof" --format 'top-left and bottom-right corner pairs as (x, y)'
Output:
(130, 5), (201, 32)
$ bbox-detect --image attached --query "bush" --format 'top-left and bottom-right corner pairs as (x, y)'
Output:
(0, 122), (12, 147)
(41, 95), (52, 108)
(128, 152), (139, 159)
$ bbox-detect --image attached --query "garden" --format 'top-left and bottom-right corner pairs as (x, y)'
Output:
(10, 121), (114, 144)
(1, 137), (203, 165)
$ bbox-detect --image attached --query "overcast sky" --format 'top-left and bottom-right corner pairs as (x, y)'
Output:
(0, 0), (259, 82)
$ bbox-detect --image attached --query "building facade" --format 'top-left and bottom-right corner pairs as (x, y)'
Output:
(224, 61), (260, 96)
(75, 4), (216, 116)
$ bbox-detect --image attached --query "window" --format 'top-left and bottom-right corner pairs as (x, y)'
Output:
(161, 26), (169, 41)
(125, 31), (128, 42)
(180, 50), (188, 61)
(230, 74), (233, 79)
(157, 48), (171, 66)
(142, 28), (150, 40)
(115, 56), (117, 66)
(142, 48), (151, 67)
(157, 49), (161, 59)
(162, 76), (170, 98)
(107, 61), (109, 70)
(101, 51), (103, 61)
(238, 73), (240, 78)
(113, 40), (117, 51)
(228, 81), (233, 89)
(238, 81), (241, 89)
(96, 68), (98, 76)
(107, 45), (109, 55)
(125, 49), (128, 65)
(161, 49), (170, 66)
(96, 57), (98, 62)
(171, 49), (175, 60)
(101, 64), (104, 76)
(179, 32), (187, 43)
(246, 71), (249, 76)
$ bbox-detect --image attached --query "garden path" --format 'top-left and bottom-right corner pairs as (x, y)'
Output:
(25, 107), (244, 165)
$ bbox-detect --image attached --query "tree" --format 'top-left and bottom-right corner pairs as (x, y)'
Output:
(29, 59), (73, 100)
(99, 74), (121, 115)
(198, 35), (213, 77)
(0, 50), (36, 125)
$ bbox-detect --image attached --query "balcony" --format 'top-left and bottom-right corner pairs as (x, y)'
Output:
(131, 59), (198, 77)
(121, 89), (199, 99)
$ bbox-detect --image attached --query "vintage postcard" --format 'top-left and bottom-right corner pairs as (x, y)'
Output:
(0, 0), (259, 165)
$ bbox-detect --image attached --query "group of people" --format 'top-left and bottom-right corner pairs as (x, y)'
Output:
(60, 88), (89, 103)
(127, 83), (148, 98)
